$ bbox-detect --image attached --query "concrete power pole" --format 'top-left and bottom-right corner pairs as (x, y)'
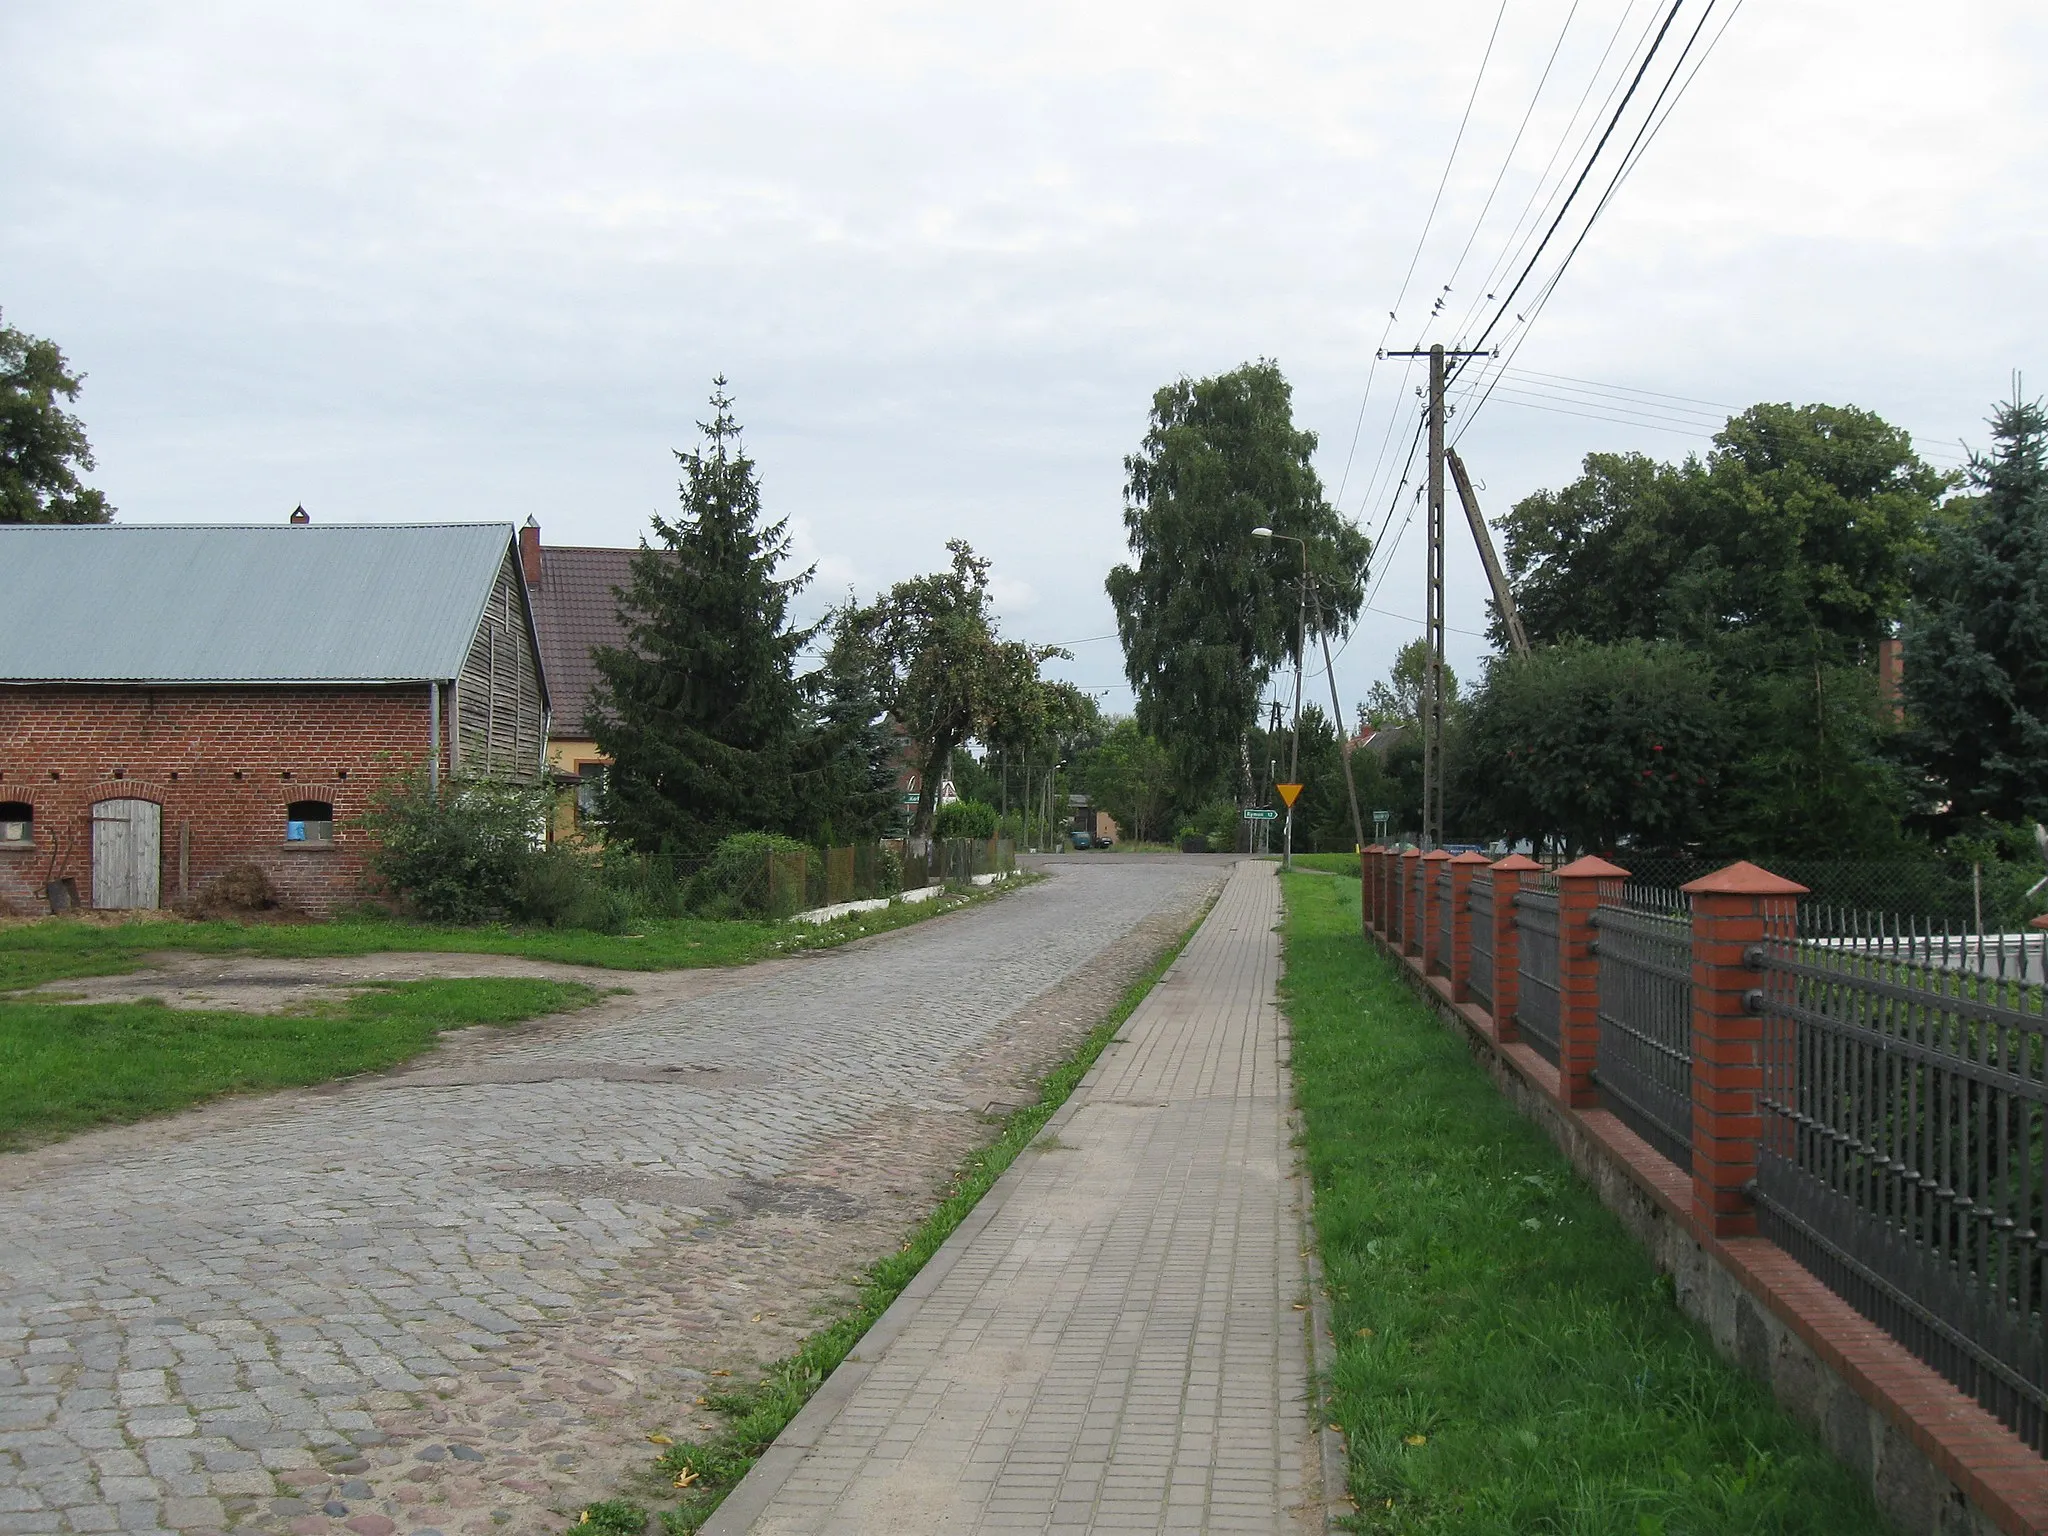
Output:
(1385, 343), (1491, 850)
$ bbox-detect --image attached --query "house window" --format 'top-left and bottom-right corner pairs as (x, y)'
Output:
(285, 800), (334, 845)
(575, 764), (607, 826)
(0, 802), (31, 846)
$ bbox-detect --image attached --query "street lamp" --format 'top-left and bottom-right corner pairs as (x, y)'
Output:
(1253, 527), (1368, 875)
(1253, 527), (1306, 872)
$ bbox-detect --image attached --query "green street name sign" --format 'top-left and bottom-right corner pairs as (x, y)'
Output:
(1242, 807), (1279, 820)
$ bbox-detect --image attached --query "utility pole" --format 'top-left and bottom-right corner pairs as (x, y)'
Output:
(1384, 343), (1491, 849)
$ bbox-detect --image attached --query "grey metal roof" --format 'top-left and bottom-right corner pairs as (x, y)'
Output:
(0, 523), (521, 683)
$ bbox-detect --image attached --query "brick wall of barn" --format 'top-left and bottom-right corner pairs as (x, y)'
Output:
(0, 685), (445, 916)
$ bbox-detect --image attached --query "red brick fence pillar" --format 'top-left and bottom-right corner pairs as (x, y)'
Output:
(1556, 855), (1628, 1110)
(1682, 861), (1808, 1239)
(1487, 854), (1541, 1043)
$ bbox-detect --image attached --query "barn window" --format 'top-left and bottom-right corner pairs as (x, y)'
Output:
(0, 802), (31, 846)
(285, 800), (334, 845)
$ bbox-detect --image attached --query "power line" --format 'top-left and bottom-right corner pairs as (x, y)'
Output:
(1331, 0), (1510, 509)
(1437, 0), (1586, 322)
(1448, 0), (1660, 348)
(1457, 0), (1691, 368)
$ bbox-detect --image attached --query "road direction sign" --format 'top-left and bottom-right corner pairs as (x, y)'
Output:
(1242, 807), (1279, 821)
(1275, 782), (1304, 808)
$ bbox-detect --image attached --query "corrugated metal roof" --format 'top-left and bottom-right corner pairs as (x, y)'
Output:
(0, 523), (520, 683)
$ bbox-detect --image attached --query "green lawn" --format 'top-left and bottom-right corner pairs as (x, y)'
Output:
(1289, 851), (1362, 876)
(0, 977), (599, 1151)
(0, 883), (1004, 995)
(1279, 870), (1884, 1535)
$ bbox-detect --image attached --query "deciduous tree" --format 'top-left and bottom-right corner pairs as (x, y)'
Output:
(1, 313), (112, 523)
(1107, 360), (1369, 806)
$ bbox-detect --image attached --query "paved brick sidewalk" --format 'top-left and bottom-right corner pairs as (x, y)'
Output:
(0, 861), (1220, 1536)
(713, 859), (1319, 1535)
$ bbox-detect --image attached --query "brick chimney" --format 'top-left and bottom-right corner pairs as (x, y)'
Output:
(519, 516), (542, 589)
(1877, 634), (1903, 721)
(288, 505), (310, 525)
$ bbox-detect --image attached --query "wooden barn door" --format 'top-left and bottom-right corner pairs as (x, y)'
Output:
(92, 799), (161, 909)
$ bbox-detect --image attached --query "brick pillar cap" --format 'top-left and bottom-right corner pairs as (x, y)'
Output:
(1449, 849), (1492, 865)
(2030, 912), (2048, 931)
(1556, 854), (1629, 878)
(1400, 847), (1422, 859)
(1421, 848), (1452, 862)
(1364, 843), (1387, 853)
(1489, 853), (1543, 872)
(1682, 860), (1809, 896)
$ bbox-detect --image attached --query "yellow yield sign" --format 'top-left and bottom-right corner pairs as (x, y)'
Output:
(1275, 782), (1303, 808)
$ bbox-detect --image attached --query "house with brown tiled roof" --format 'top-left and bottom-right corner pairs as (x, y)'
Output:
(519, 518), (642, 839)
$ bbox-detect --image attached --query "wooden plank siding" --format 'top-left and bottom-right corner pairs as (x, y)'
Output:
(455, 551), (549, 783)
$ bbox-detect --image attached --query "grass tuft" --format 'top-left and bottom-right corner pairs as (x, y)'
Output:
(1279, 870), (1885, 1534)
(0, 977), (598, 1150)
(0, 879), (1028, 996)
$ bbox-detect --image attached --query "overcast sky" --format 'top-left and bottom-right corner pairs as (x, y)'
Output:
(4, 0), (2042, 723)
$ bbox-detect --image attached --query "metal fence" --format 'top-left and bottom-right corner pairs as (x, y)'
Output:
(1754, 910), (2048, 1454)
(1468, 876), (1494, 1010)
(1435, 863), (1454, 976)
(1408, 858), (1426, 955)
(1514, 883), (1561, 1065)
(1591, 889), (1694, 1168)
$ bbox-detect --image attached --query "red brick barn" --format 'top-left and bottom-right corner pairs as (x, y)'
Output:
(0, 522), (549, 915)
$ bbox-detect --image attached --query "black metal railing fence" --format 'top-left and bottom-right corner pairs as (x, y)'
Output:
(1436, 863), (1454, 976)
(1468, 876), (1494, 1010)
(1514, 881), (1561, 1065)
(1754, 907), (2048, 1454)
(1590, 887), (1694, 1168)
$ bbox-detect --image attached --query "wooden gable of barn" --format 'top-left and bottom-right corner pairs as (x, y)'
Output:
(454, 546), (550, 784)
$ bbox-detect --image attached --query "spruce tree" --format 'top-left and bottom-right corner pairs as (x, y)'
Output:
(1903, 399), (2048, 828)
(588, 381), (814, 860)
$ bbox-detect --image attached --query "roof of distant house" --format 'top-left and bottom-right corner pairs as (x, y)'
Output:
(0, 522), (523, 684)
(527, 544), (643, 734)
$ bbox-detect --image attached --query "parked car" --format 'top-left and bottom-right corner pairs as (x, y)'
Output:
(1068, 830), (1093, 850)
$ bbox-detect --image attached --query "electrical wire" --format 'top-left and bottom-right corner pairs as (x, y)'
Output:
(1331, 0), (1511, 509)
(1456, 0), (1692, 368)
(1447, 0), (1660, 348)
(1437, 0), (1586, 325)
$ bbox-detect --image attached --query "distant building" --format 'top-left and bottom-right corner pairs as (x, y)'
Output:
(518, 518), (645, 840)
(0, 521), (547, 914)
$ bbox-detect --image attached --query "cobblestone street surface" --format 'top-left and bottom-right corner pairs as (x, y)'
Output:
(712, 861), (1317, 1535)
(0, 859), (1224, 1536)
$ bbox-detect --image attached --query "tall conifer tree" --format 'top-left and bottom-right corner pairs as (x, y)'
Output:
(1904, 399), (2048, 828)
(588, 381), (814, 859)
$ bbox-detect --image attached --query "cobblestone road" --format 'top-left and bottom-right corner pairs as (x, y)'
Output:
(0, 860), (1224, 1536)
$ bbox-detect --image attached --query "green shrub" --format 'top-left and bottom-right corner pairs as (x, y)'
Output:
(689, 832), (813, 918)
(934, 799), (998, 839)
(513, 844), (600, 927)
(875, 845), (904, 896)
(357, 773), (550, 922)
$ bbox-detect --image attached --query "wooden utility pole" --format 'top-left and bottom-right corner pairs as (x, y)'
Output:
(1385, 344), (1491, 850)
(1447, 448), (1529, 657)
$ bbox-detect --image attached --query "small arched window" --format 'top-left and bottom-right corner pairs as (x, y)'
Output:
(0, 802), (31, 846)
(285, 800), (334, 845)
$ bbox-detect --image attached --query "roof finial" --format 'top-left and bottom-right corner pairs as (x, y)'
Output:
(289, 505), (310, 525)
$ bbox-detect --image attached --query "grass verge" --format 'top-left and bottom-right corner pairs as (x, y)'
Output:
(0, 977), (599, 1151)
(594, 894), (1217, 1534)
(0, 878), (1026, 994)
(1279, 870), (1885, 1535)
(1290, 851), (1363, 877)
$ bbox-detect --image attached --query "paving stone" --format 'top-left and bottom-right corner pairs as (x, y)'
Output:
(723, 862), (1318, 1533)
(0, 863), (1217, 1536)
